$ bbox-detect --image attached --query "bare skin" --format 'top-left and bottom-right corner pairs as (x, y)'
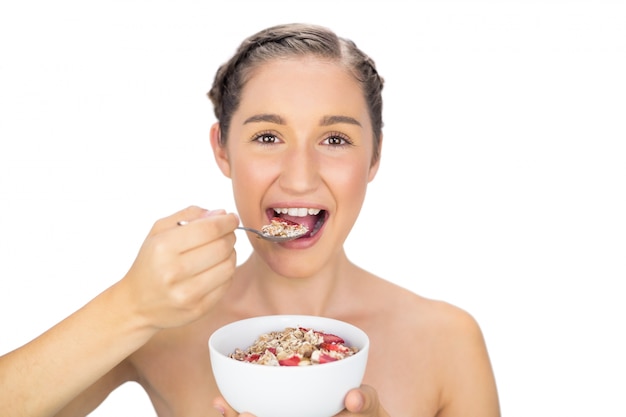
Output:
(0, 55), (500, 417)
(0, 206), (239, 417)
(51, 250), (499, 417)
(131, 255), (499, 417)
(62, 57), (499, 417)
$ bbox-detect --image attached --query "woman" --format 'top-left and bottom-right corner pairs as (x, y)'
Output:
(0, 23), (500, 417)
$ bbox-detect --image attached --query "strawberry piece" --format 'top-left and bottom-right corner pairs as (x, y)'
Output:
(317, 332), (345, 344)
(319, 353), (338, 364)
(245, 354), (260, 362)
(271, 216), (300, 226)
(278, 355), (301, 366)
(320, 342), (349, 352)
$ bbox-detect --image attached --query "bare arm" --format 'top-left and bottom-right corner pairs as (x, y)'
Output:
(0, 284), (152, 417)
(52, 352), (140, 417)
(437, 308), (501, 417)
(0, 206), (238, 417)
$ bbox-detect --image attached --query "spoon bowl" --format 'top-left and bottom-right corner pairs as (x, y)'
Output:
(236, 226), (305, 242)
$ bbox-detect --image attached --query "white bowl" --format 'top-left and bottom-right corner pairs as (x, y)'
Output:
(209, 315), (369, 417)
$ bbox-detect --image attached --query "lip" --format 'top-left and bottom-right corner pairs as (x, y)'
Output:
(265, 204), (328, 248)
(277, 220), (325, 248)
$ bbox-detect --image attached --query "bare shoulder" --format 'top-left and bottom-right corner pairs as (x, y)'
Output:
(421, 298), (500, 416)
(411, 293), (485, 344)
(361, 274), (485, 343)
(354, 274), (500, 416)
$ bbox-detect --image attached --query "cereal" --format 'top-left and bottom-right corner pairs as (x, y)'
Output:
(229, 327), (358, 366)
(261, 217), (308, 239)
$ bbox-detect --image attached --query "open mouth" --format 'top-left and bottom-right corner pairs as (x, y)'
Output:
(267, 207), (327, 237)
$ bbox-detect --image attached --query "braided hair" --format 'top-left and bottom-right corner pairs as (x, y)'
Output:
(207, 23), (384, 165)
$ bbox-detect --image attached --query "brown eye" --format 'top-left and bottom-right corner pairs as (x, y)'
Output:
(253, 133), (279, 144)
(261, 134), (276, 143)
(328, 136), (343, 145)
(323, 133), (352, 147)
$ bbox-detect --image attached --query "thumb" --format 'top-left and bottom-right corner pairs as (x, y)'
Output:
(211, 396), (231, 416)
(344, 385), (382, 415)
(212, 396), (257, 417)
(344, 388), (367, 413)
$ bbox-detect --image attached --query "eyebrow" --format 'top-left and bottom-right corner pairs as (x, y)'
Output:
(243, 113), (362, 127)
(319, 115), (362, 127)
(243, 114), (284, 124)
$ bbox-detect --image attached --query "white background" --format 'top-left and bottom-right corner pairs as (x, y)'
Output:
(1, 1), (624, 416)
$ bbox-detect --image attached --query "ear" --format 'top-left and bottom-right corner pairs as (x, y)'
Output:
(367, 134), (383, 183)
(210, 122), (232, 178)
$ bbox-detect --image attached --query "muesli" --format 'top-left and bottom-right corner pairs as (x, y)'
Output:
(229, 327), (358, 366)
(261, 217), (308, 239)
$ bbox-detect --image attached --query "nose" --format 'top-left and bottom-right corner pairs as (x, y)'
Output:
(278, 144), (320, 194)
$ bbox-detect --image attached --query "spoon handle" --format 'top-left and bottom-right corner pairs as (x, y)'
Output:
(178, 221), (297, 242)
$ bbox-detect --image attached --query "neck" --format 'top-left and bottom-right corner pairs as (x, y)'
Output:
(234, 249), (355, 317)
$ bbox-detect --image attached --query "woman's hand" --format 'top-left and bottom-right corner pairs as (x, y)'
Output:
(0, 206), (239, 417)
(211, 385), (390, 417)
(335, 385), (390, 416)
(118, 205), (239, 330)
(211, 397), (252, 417)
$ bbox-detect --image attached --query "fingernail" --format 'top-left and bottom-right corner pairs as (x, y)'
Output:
(213, 405), (225, 415)
(204, 209), (226, 217)
(354, 392), (365, 411)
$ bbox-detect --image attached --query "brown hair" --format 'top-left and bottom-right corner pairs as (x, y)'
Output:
(208, 23), (384, 165)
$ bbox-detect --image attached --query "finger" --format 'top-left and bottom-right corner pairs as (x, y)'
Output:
(212, 395), (258, 417)
(163, 250), (235, 315)
(151, 205), (210, 235)
(343, 389), (366, 413)
(196, 274), (232, 313)
(178, 208), (229, 226)
(187, 251), (237, 309)
(172, 213), (239, 254)
(212, 396), (237, 417)
(343, 385), (379, 415)
(177, 231), (237, 278)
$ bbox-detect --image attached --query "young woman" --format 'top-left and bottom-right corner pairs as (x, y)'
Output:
(0, 23), (500, 417)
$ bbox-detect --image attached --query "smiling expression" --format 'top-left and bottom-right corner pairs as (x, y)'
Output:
(211, 56), (380, 277)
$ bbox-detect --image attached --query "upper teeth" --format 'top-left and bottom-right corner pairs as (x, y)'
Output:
(273, 208), (321, 217)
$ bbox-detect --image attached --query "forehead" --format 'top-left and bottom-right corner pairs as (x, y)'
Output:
(236, 57), (369, 121)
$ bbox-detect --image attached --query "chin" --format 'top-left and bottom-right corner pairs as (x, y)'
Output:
(265, 255), (323, 280)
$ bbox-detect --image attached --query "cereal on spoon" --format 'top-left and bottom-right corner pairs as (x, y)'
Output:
(261, 217), (309, 239)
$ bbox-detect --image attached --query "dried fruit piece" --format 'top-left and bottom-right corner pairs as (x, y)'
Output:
(314, 332), (344, 344)
(319, 353), (338, 364)
(278, 355), (301, 366)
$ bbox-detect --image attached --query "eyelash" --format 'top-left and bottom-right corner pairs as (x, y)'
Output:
(252, 131), (279, 146)
(251, 131), (354, 147)
(323, 131), (353, 147)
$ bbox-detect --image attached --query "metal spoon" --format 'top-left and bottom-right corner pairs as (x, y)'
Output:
(176, 221), (306, 243)
(235, 226), (306, 242)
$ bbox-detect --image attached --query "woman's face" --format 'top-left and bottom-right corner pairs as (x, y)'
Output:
(212, 56), (380, 278)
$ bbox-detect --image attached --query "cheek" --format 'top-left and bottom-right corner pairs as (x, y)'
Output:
(229, 155), (277, 207)
(326, 159), (371, 204)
